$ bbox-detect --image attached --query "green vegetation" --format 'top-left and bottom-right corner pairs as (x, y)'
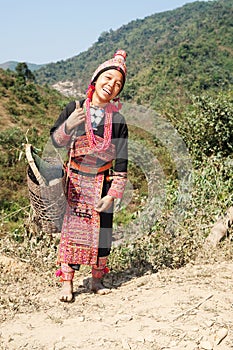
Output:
(35, 0), (233, 110)
(0, 65), (69, 236)
(0, 0), (233, 276)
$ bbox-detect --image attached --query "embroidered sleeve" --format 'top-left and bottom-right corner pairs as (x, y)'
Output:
(107, 172), (127, 199)
(50, 100), (82, 148)
(52, 122), (73, 147)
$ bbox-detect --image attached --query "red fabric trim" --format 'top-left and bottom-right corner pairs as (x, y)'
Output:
(107, 172), (127, 199)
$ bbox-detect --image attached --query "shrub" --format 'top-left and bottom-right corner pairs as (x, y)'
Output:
(183, 91), (233, 160)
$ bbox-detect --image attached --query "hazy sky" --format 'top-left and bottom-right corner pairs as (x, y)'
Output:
(0, 0), (210, 64)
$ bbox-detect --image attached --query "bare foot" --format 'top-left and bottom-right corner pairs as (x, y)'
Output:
(91, 277), (111, 295)
(59, 280), (74, 302)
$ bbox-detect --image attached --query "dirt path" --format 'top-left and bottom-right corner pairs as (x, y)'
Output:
(1, 255), (233, 350)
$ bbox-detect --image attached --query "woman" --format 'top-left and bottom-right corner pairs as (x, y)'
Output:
(50, 50), (128, 301)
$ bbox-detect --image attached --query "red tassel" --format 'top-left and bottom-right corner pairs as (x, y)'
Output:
(113, 97), (122, 111)
(55, 269), (62, 277)
(86, 84), (95, 99)
(103, 266), (110, 274)
(106, 175), (113, 182)
(117, 100), (122, 110)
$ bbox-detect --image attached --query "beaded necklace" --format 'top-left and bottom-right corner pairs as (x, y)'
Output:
(84, 98), (114, 152)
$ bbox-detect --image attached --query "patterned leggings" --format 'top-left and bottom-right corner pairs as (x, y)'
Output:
(60, 256), (108, 281)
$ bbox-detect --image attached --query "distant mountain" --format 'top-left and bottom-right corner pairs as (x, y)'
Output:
(35, 0), (233, 108)
(0, 61), (44, 72)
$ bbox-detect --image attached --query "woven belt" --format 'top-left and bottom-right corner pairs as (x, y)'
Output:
(68, 160), (113, 175)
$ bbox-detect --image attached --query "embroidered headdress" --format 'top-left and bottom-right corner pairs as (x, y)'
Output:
(87, 49), (127, 99)
(91, 49), (127, 88)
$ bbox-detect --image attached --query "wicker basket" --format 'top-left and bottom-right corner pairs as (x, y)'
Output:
(25, 144), (67, 233)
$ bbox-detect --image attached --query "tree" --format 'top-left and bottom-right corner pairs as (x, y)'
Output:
(15, 62), (35, 84)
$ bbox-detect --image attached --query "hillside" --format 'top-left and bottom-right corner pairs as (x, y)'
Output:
(35, 0), (233, 109)
(0, 68), (68, 135)
(0, 61), (44, 72)
(0, 68), (69, 230)
(0, 61), (232, 276)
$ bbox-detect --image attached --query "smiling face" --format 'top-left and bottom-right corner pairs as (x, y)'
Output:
(91, 69), (124, 106)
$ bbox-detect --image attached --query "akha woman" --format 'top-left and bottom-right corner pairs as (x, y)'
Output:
(50, 50), (128, 301)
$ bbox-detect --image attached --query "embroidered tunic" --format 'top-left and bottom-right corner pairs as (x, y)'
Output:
(50, 100), (128, 265)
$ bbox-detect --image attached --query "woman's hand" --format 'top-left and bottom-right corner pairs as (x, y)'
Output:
(65, 106), (86, 134)
(95, 195), (114, 213)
